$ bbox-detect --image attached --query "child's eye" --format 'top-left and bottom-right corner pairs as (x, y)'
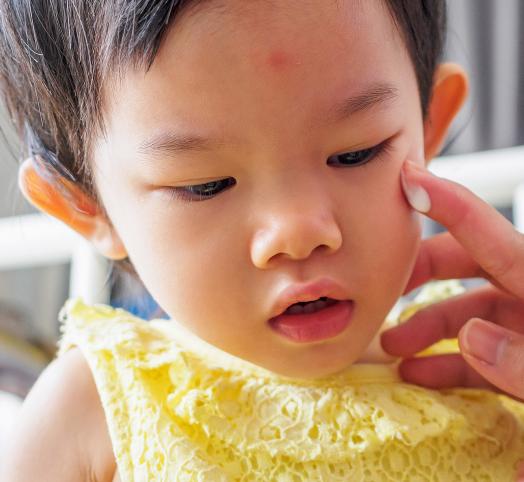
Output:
(167, 177), (236, 202)
(166, 141), (390, 202)
(326, 143), (386, 168)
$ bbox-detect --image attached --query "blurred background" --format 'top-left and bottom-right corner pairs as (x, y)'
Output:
(0, 0), (523, 440)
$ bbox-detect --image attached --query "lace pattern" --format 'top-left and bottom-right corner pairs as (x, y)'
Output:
(57, 283), (524, 481)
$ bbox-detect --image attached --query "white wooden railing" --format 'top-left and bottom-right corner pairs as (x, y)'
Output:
(0, 213), (110, 304)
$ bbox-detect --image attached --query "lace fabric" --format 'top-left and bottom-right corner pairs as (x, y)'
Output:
(57, 282), (524, 481)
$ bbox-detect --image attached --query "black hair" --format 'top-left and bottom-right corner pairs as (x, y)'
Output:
(0, 0), (447, 277)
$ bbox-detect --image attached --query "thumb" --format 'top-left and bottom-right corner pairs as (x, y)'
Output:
(458, 318), (524, 400)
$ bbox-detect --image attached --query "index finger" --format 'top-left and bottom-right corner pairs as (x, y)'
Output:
(403, 231), (482, 294)
(401, 160), (524, 299)
(404, 231), (508, 295)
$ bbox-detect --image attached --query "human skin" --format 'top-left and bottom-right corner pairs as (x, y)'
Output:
(384, 162), (524, 482)
(20, 0), (466, 379)
(383, 160), (524, 403)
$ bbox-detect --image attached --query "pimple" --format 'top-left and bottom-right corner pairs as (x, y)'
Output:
(266, 49), (295, 71)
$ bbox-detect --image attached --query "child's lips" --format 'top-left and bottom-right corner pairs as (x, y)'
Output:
(267, 277), (354, 343)
(268, 277), (351, 319)
(268, 300), (354, 343)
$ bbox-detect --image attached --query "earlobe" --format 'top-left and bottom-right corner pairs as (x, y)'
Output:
(18, 157), (128, 260)
(423, 62), (469, 160)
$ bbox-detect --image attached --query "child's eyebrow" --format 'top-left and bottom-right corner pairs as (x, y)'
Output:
(327, 83), (398, 123)
(136, 82), (398, 159)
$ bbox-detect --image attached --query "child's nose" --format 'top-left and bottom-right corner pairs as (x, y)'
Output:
(250, 190), (343, 269)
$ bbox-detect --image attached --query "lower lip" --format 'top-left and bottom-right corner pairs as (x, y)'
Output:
(268, 301), (354, 343)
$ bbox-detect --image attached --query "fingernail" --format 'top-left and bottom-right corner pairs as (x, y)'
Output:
(462, 319), (508, 366)
(400, 161), (431, 213)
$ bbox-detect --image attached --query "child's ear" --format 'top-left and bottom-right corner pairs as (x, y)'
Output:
(423, 62), (469, 162)
(18, 157), (128, 260)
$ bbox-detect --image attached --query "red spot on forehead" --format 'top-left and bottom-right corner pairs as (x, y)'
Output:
(267, 49), (292, 71)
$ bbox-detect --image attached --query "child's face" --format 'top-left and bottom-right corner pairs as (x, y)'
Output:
(93, 0), (425, 378)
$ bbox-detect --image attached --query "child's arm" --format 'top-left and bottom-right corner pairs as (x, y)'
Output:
(0, 348), (116, 482)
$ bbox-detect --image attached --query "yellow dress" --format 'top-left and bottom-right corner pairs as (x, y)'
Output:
(57, 282), (524, 482)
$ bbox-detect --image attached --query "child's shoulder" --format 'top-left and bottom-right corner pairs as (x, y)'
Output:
(1, 347), (118, 482)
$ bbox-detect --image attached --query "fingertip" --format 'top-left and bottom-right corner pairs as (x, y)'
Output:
(380, 325), (418, 358)
(400, 161), (432, 213)
(457, 317), (480, 352)
(380, 325), (408, 357)
(461, 321), (524, 400)
(381, 310), (444, 358)
(459, 318), (509, 366)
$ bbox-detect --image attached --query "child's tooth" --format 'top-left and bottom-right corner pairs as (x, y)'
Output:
(285, 299), (332, 316)
(287, 305), (304, 315)
(303, 303), (316, 314)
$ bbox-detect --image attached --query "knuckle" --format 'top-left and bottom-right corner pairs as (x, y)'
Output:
(481, 243), (517, 280)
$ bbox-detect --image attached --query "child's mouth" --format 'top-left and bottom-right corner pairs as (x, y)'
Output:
(268, 298), (354, 343)
(283, 296), (338, 314)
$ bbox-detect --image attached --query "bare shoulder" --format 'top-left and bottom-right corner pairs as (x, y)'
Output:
(1, 347), (117, 482)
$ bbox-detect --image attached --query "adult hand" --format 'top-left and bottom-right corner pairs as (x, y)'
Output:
(381, 160), (524, 400)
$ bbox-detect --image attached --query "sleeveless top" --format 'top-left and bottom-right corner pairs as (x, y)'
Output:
(56, 282), (524, 482)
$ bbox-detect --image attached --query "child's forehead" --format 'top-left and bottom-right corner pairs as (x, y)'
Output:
(99, 0), (411, 148)
(173, 0), (397, 53)
(158, 0), (401, 80)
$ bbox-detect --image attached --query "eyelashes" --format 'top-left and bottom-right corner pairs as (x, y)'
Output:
(165, 139), (394, 203)
(177, 178), (236, 200)
(326, 139), (393, 169)
(164, 177), (235, 203)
